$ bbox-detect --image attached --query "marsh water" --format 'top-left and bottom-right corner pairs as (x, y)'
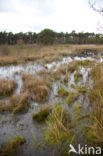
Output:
(0, 51), (102, 156)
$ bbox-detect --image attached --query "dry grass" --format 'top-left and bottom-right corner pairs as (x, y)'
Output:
(68, 60), (78, 72)
(56, 64), (67, 75)
(22, 73), (51, 103)
(0, 79), (17, 96)
(0, 44), (102, 66)
(0, 92), (29, 113)
(32, 104), (52, 122)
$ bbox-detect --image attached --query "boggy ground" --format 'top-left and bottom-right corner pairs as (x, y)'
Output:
(0, 45), (103, 156)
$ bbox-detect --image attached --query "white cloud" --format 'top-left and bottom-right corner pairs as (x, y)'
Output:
(0, 0), (103, 33)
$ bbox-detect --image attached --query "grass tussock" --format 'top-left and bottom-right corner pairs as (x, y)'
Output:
(89, 64), (103, 103)
(45, 104), (72, 150)
(32, 104), (52, 122)
(51, 64), (67, 80)
(87, 101), (103, 147)
(68, 60), (94, 73)
(68, 92), (79, 105)
(74, 103), (82, 120)
(0, 92), (29, 113)
(0, 135), (26, 156)
(22, 73), (51, 103)
(58, 87), (69, 97)
(0, 79), (17, 96)
(68, 60), (78, 72)
(87, 64), (103, 147)
(74, 71), (83, 83)
(56, 64), (67, 75)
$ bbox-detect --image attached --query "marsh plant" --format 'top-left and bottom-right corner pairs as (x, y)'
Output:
(44, 104), (74, 155)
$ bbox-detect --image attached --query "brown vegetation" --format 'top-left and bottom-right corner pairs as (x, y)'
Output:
(0, 92), (29, 113)
(0, 79), (17, 96)
(0, 44), (102, 66)
(22, 73), (51, 103)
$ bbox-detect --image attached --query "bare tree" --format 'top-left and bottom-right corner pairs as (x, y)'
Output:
(89, 0), (103, 14)
(89, 0), (103, 31)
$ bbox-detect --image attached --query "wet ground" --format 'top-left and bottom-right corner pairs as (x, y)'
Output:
(0, 51), (102, 156)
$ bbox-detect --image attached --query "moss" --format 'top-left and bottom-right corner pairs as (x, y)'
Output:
(0, 135), (26, 156)
(32, 105), (52, 122)
(74, 103), (82, 120)
(0, 79), (17, 96)
(58, 87), (69, 97)
(68, 92), (79, 105)
(45, 104), (72, 150)
(74, 71), (83, 83)
(0, 92), (29, 113)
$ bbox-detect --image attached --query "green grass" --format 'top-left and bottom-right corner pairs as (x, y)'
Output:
(45, 104), (72, 150)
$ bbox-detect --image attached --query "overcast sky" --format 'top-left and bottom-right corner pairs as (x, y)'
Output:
(0, 0), (103, 33)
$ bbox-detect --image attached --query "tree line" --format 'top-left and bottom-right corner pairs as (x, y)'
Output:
(0, 29), (103, 45)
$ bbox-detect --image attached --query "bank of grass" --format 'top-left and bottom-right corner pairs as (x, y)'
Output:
(0, 92), (29, 113)
(22, 73), (51, 103)
(32, 104), (52, 122)
(0, 79), (17, 96)
(0, 44), (102, 66)
(0, 135), (26, 156)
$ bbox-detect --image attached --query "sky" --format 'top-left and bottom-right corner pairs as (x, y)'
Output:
(0, 0), (103, 33)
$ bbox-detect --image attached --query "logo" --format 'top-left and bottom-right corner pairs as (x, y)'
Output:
(69, 144), (101, 155)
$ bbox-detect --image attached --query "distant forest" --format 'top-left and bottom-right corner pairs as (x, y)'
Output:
(0, 29), (103, 45)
